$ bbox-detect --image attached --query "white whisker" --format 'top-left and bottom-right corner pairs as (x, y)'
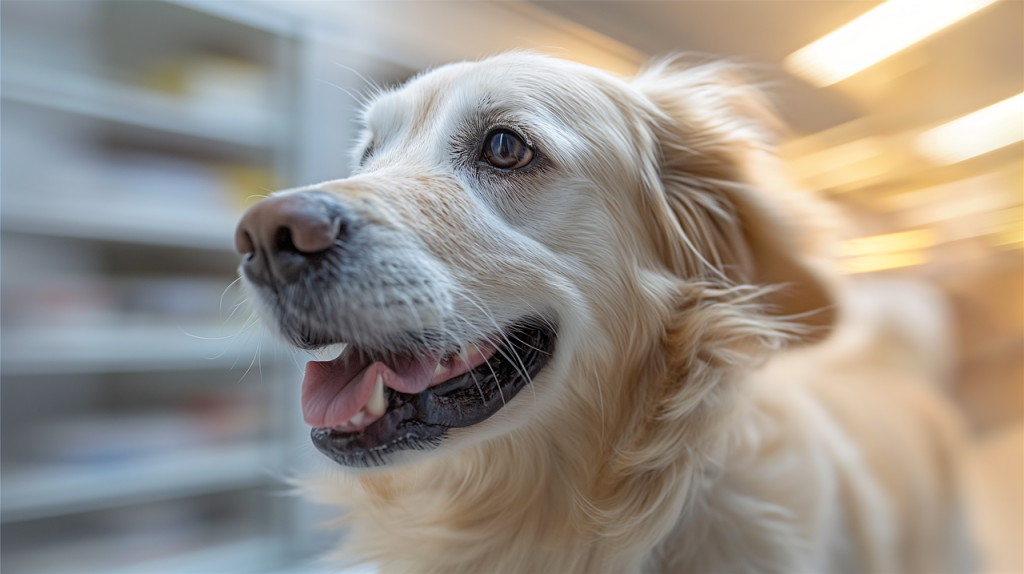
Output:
(236, 330), (262, 384)
(316, 78), (366, 107)
(454, 292), (538, 408)
(219, 276), (243, 315)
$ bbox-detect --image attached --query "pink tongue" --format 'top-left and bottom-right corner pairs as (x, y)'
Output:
(301, 351), (440, 428)
(301, 342), (499, 429)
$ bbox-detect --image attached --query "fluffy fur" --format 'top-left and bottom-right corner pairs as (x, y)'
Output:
(284, 53), (974, 573)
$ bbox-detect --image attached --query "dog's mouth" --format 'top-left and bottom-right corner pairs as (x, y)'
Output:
(305, 318), (556, 467)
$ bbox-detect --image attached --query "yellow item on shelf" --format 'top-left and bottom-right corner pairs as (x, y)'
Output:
(216, 164), (279, 210)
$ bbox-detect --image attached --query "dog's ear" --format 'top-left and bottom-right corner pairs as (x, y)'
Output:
(633, 57), (836, 343)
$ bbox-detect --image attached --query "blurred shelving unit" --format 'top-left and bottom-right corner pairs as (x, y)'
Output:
(0, 2), (413, 572)
(0, 1), (648, 572)
(0, 65), (278, 148)
(1, 323), (272, 375)
(0, 2), (291, 572)
(0, 194), (239, 250)
(1, 442), (274, 523)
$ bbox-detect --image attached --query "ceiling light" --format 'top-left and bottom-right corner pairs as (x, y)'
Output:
(785, 0), (999, 87)
(841, 251), (929, 273)
(914, 94), (1024, 165)
(839, 229), (936, 273)
(840, 229), (937, 258)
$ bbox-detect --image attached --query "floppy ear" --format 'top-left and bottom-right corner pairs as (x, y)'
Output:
(633, 57), (837, 344)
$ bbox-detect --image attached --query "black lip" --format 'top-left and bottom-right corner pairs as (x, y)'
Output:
(310, 319), (556, 467)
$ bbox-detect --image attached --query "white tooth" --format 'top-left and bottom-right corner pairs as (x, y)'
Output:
(314, 343), (346, 361)
(433, 362), (447, 379)
(327, 343), (346, 361)
(367, 374), (387, 416)
(349, 411), (365, 426)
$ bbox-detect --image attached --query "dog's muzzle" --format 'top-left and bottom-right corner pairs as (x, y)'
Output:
(234, 189), (559, 467)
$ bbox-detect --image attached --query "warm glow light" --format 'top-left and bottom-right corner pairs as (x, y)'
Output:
(788, 137), (884, 180)
(914, 94), (1024, 165)
(840, 229), (938, 257)
(989, 208), (1024, 248)
(785, 0), (999, 87)
(841, 251), (929, 274)
(840, 230), (936, 273)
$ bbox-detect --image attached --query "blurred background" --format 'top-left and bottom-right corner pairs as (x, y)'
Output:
(0, 1), (1020, 573)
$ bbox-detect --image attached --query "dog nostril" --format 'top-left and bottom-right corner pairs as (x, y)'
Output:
(275, 226), (299, 254)
(335, 219), (348, 244)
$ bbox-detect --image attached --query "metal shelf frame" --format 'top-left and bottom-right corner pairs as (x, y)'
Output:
(1, 66), (279, 150)
(0, 3), (311, 573)
(1, 442), (279, 523)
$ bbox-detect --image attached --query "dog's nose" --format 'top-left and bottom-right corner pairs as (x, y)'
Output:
(235, 192), (346, 285)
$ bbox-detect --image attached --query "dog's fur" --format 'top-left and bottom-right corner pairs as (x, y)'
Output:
(279, 53), (974, 573)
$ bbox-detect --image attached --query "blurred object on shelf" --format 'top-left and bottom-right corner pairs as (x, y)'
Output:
(1, 101), (277, 248)
(1, 114), (267, 214)
(217, 163), (279, 207)
(9, 501), (205, 574)
(23, 392), (264, 466)
(0, 323), (275, 376)
(3, 490), (271, 574)
(1, 276), (242, 329)
(92, 151), (241, 210)
(136, 54), (271, 110)
(116, 277), (244, 321)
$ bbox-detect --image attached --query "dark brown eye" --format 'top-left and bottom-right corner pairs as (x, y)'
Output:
(482, 130), (533, 170)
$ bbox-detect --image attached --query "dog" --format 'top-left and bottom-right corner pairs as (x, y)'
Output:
(235, 52), (976, 573)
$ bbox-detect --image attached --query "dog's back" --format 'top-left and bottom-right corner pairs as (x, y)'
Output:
(755, 279), (975, 574)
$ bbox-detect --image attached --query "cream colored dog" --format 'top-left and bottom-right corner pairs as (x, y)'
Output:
(235, 52), (975, 573)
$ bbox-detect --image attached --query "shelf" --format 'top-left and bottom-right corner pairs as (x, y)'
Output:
(170, 0), (303, 37)
(8, 534), (286, 574)
(0, 3), (323, 572)
(0, 192), (241, 251)
(95, 535), (285, 574)
(1, 323), (292, 376)
(1, 66), (278, 149)
(275, 562), (380, 574)
(1, 442), (278, 523)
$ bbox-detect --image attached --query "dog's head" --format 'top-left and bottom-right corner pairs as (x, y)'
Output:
(236, 53), (835, 468)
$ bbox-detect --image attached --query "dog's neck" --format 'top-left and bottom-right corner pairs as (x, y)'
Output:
(322, 283), (785, 574)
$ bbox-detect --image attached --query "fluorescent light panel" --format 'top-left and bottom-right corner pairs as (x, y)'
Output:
(840, 230), (936, 273)
(842, 251), (928, 273)
(785, 0), (999, 87)
(914, 94), (1024, 165)
(840, 229), (937, 258)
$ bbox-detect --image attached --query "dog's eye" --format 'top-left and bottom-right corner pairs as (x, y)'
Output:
(482, 130), (533, 170)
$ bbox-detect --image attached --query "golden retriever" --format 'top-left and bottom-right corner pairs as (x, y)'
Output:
(235, 52), (976, 573)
